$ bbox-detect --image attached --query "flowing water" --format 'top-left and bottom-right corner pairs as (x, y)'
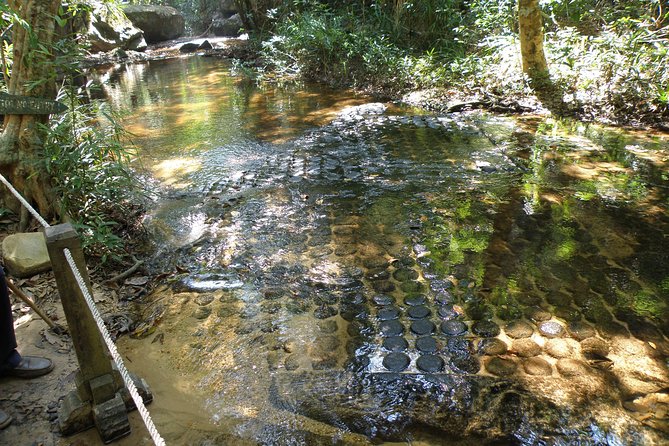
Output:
(93, 56), (669, 445)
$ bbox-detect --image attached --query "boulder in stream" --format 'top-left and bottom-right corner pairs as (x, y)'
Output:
(85, 4), (147, 53)
(122, 5), (185, 43)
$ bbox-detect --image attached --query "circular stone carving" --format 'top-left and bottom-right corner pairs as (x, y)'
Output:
(377, 307), (401, 321)
(383, 336), (409, 352)
(435, 291), (454, 305)
(314, 305), (338, 319)
(438, 305), (458, 320)
(379, 320), (404, 337)
(556, 358), (588, 377)
(538, 321), (566, 338)
(400, 281), (424, 293)
(450, 355), (480, 374)
(411, 319), (436, 336)
(568, 321), (597, 341)
(393, 268), (419, 282)
(408, 305), (431, 319)
(404, 294), (427, 306)
(513, 339), (543, 357)
(373, 294), (395, 306)
(580, 337), (610, 357)
(441, 320), (467, 336)
(525, 306), (552, 322)
(477, 338), (508, 356)
(485, 357), (518, 376)
(472, 320), (501, 337)
(416, 336), (438, 353)
(545, 338), (578, 358)
(416, 355), (445, 373)
(382, 352), (411, 372)
(523, 357), (552, 376)
(505, 320), (534, 339)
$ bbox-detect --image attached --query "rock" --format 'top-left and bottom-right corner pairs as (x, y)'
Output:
(512, 339), (542, 357)
(441, 320), (467, 336)
(382, 352), (410, 372)
(194, 294), (215, 306)
(438, 304), (458, 319)
(545, 338), (578, 358)
(504, 320), (534, 339)
(568, 321), (597, 340)
(393, 268), (418, 282)
(556, 358), (588, 377)
(318, 320), (338, 334)
(178, 42), (199, 53)
(377, 307), (400, 321)
(523, 357), (552, 376)
(404, 294), (426, 306)
(2, 232), (51, 278)
(212, 13), (243, 37)
(122, 5), (184, 43)
(416, 336), (438, 353)
(525, 306), (552, 322)
(314, 305), (337, 319)
(538, 320), (565, 338)
(193, 306), (211, 319)
(408, 305), (430, 319)
(85, 4), (147, 53)
(450, 355), (480, 374)
(284, 354), (300, 371)
(477, 338), (508, 356)
(416, 355), (444, 373)
(379, 320), (404, 337)
(485, 357), (517, 376)
(373, 294), (395, 306)
(198, 39), (213, 50)
(382, 336), (408, 352)
(410, 320), (435, 336)
(472, 320), (500, 337)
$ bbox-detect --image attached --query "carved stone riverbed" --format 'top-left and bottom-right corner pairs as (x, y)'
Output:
(102, 57), (669, 445)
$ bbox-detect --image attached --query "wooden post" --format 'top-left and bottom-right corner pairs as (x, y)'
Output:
(45, 223), (115, 401)
(45, 223), (136, 442)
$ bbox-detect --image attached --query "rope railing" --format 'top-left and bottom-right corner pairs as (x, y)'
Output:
(0, 173), (166, 446)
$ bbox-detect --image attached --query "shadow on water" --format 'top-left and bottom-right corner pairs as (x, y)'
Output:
(88, 58), (669, 445)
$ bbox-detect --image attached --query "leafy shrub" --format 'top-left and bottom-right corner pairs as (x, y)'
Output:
(41, 91), (144, 263)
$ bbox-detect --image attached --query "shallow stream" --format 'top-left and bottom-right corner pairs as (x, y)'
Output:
(96, 56), (669, 445)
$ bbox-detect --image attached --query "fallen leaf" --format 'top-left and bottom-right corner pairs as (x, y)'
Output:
(125, 276), (150, 286)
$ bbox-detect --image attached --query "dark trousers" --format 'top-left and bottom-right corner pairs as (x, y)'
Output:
(0, 268), (18, 368)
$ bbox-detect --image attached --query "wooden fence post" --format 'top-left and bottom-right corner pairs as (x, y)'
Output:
(45, 223), (152, 443)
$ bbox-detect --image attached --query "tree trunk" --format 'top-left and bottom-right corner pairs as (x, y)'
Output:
(518, 0), (548, 79)
(518, 0), (569, 115)
(0, 0), (61, 226)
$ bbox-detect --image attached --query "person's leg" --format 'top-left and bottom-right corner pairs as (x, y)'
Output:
(0, 267), (53, 377)
(0, 267), (20, 370)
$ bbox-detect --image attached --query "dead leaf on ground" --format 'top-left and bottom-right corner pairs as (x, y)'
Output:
(125, 276), (150, 286)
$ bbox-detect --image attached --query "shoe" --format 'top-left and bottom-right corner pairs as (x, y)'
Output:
(0, 409), (11, 429)
(2, 355), (54, 378)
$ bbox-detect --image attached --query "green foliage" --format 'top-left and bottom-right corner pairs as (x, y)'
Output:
(243, 0), (668, 124)
(41, 92), (141, 263)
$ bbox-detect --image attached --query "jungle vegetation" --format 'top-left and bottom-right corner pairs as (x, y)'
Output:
(0, 0), (667, 261)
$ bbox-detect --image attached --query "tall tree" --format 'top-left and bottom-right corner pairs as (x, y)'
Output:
(518, 0), (548, 80)
(518, 0), (568, 114)
(0, 0), (61, 226)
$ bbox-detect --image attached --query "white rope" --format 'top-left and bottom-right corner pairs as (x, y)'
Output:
(0, 172), (165, 445)
(0, 173), (51, 228)
(64, 249), (167, 446)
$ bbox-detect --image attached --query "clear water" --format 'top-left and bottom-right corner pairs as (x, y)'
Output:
(95, 56), (669, 445)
